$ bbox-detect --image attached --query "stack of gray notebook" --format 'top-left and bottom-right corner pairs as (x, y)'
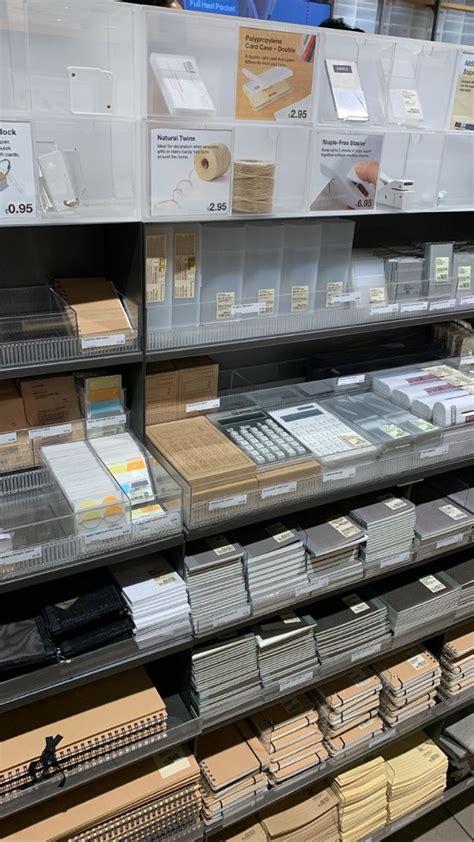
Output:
(191, 632), (261, 720)
(384, 255), (425, 304)
(377, 570), (460, 637)
(183, 536), (249, 634)
(443, 557), (474, 613)
(413, 496), (473, 561)
(255, 612), (318, 689)
(439, 623), (474, 701)
(349, 495), (416, 567)
(312, 589), (391, 666)
(374, 645), (441, 727)
(438, 710), (474, 779)
(111, 557), (192, 646)
(238, 522), (308, 609)
(302, 511), (365, 590)
(313, 667), (383, 756)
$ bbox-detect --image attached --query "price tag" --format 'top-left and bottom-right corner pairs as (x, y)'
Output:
(436, 533), (465, 549)
(29, 423), (72, 440)
(86, 413), (127, 431)
(186, 399), (220, 413)
(84, 523), (131, 544)
(0, 122), (37, 219)
(370, 303), (399, 316)
(81, 334), (126, 349)
(329, 292), (361, 305)
(261, 482), (297, 499)
(430, 299), (456, 311)
(213, 605), (250, 627)
(0, 431), (17, 445)
(209, 494), (248, 511)
(337, 374), (365, 387)
(401, 88), (422, 118)
(231, 302), (266, 316)
(400, 301), (429, 313)
(381, 551), (410, 567)
(279, 670), (313, 692)
(460, 294), (474, 306)
(351, 642), (381, 662)
(323, 466), (356, 482)
(0, 545), (42, 565)
(420, 444), (449, 459)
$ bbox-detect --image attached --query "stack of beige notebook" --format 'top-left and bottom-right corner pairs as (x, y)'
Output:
(215, 818), (267, 842)
(313, 668), (383, 756)
(198, 722), (268, 827)
(2, 746), (201, 841)
(383, 732), (448, 821)
(249, 695), (327, 784)
(55, 278), (133, 339)
(374, 645), (441, 727)
(331, 755), (387, 842)
(439, 624), (474, 699)
(2, 669), (167, 799)
(258, 781), (340, 842)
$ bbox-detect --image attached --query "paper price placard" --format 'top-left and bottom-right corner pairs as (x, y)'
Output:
(450, 52), (474, 130)
(0, 122), (36, 219)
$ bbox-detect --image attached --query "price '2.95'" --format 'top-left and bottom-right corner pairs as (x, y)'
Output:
(5, 203), (34, 215)
(207, 202), (227, 212)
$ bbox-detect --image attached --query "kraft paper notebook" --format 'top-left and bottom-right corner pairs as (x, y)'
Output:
(198, 723), (261, 790)
(55, 277), (133, 338)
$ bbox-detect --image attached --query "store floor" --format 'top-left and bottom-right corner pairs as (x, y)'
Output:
(391, 790), (473, 842)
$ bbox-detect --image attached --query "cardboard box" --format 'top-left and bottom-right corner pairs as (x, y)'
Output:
(20, 375), (82, 427)
(177, 357), (219, 417)
(0, 381), (32, 470)
(146, 363), (179, 425)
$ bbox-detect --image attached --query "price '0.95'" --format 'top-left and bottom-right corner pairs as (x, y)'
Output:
(5, 203), (34, 215)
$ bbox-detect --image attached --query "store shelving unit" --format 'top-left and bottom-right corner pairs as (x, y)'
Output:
(0, 4), (473, 841)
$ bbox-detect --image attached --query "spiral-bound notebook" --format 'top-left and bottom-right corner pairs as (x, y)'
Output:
(2, 668), (167, 798)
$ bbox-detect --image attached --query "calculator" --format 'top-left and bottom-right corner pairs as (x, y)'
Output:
(269, 403), (377, 465)
(214, 411), (311, 466)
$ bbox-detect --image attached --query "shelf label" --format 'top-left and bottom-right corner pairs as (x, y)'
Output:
(261, 481), (297, 499)
(329, 292), (361, 305)
(436, 533), (465, 549)
(81, 334), (126, 349)
(29, 423), (72, 440)
(309, 575), (329, 590)
(0, 431), (17, 445)
(83, 523), (131, 544)
(460, 294), (474, 306)
(213, 605), (250, 627)
(370, 303), (399, 316)
(380, 551), (410, 567)
(430, 299), (456, 311)
(280, 670), (313, 692)
(369, 729), (395, 747)
(186, 398), (220, 413)
(209, 494), (248, 511)
(0, 545), (42, 565)
(337, 374), (365, 387)
(231, 302), (266, 316)
(400, 301), (429, 313)
(295, 580), (314, 596)
(420, 444), (449, 459)
(351, 642), (381, 662)
(323, 466), (356, 482)
(150, 128), (232, 217)
(0, 121), (37, 219)
(460, 355), (474, 365)
(86, 413), (127, 431)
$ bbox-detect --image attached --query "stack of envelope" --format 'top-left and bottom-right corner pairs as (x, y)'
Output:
(301, 509), (365, 590)
(255, 612), (318, 689)
(443, 557), (474, 614)
(2, 668), (167, 799)
(111, 556), (191, 646)
(374, 645), (441, 727)
(412, 495), (473, 561)
(313, 667), (383, 756)
(383, 732), (448, 821)
(258, 781), (339, 842)
(249, 694), (327, 783)
(198, 722), (268, 827)
(238, 521), (309, 610)
(191, 632), (261, 720)
(2, 746), (201, 841)
(183, 535), (249, 634)
(331, 755), (387, 842)
(312, 589), (391, 666)
(439, 623), (474, 700)
(377, 570), (460, 637)
(349, 495), (415, 567)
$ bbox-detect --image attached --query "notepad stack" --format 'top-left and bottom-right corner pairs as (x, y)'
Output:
(191, 632), (261, 720)
(438, 710), (474, 780)
(302, 511), (365, 590)
(377, 570), (460, 637)
(255, 612), (318, 689)
(3, 746), (200, 842)
(258, 781), (340, 842)
(313, 667), (383, 756)
(374, 645), (441, 727)
(249, 695), (327, 783)
(439, 624), (474, 700)
(183, 536), (249, 634)
(443, 557), (474, 614)
(239, 522), (309, 609)
(217, 819), (267, 842)
(413, 496), (473, 561)
(383, 732), (448, 822)
(2, 668), (167, 799)
(349, 496), (415, 568)
(331, 755), (387, 842)
(313, 589), (391, 666)
(111, 557), (192, 646)
(198, 723), (268, 827)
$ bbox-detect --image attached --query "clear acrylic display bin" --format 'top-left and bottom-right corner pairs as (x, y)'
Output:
(146, 358), (474, 530)
(0, 0), (138, 117)
(378, 132), (445, 211)
(0, 284), (139, 369)
(437, 133), (474, 209)
(0, 437), (182, 581)
(200, 223), (244, 325)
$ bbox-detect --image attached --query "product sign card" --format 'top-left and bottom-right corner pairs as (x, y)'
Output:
(235, 27), (315, 122)
(310, 132), (383, 212)
(0, 121), (36, 219)
(450, 52), (474, 130)
(150, 128), (232, 216)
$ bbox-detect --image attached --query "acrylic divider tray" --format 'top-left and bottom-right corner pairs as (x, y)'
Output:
(0, 437), (182, 581)
(0, 285), (139, 370)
